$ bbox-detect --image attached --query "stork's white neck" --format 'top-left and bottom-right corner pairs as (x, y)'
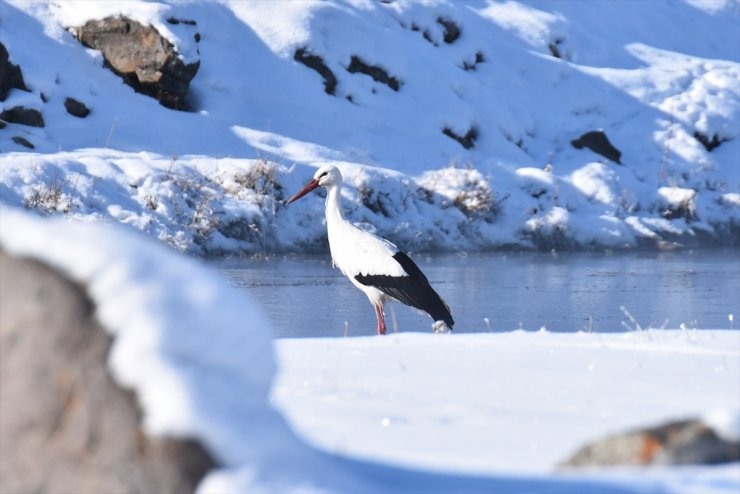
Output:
(325, 184), (345, 224)
(324, 184), (346, 269)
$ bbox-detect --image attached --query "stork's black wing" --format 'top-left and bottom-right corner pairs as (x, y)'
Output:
(355, 252), (454, 328)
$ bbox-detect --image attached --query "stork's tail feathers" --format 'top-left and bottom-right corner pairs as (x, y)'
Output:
(432, 320), (452, 333)
(355, 251), (454, 330)
(392, 251), (454, 329)
(428, 298), (454, 331)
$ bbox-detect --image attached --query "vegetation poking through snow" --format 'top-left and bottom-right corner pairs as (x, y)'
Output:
(658, 186), (697, 221)
(547, 37), (571, 61)
(419, 165), (499, 222)
(462, 51), (485, 71)
(437, 17), (461, 44)
(442, 125), (478, 149)
(346, 56), (401, 92)
(4, 149), (739, 255)
(231, 158), (283, 200)
(155, 168), (222, 249)
(218, 159), (285, 251)
(694, 131), (731, 152)
(23, 168), (77, 214)
(358, 182), (393, 218)
(293, 48), (338, 95)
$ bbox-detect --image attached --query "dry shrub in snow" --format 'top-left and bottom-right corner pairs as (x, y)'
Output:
(232, 159), (283, 201)
(358, 182), (394, 218)
(523, 205), (573, 249)
(130, 160), (224, 249)
(657, 186), (697, 220)
(23, 168), (78, 214)
(418, 165), (499, 222)
(188, 189), (220, 244)
(215, 159), (286, 251)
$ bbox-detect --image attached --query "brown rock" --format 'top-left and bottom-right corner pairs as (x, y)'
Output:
(64, 97), (91, 118)
(0, 106), (44, 127)
(11, 135), (34, 149)
(0, 252), (216, 494)
(75, 16), (199, 111)
(560, 418), (740, 468)
(0, 43), (28, 101)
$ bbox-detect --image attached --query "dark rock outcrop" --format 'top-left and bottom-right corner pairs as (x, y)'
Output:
(347, 56), (401, 92)
(0, 252), (216, 494)
(0, 43), (28, 101)
(11, 136), (34, 149)
(571, 130), (622, 164)
(75, 17), (199, 111)
(0, 106), (45, 127)
(437, 17), (461, 44)
(64, 97), (91, 118)
(443, 125), (478, 149)
(294, 48), (338, 95)
(462, 52), (485, 71)
(560, 418), (739, 468)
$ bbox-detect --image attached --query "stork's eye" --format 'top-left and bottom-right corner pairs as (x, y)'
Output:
(317, 171), (328, 179)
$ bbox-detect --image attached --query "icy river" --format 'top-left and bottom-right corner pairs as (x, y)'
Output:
(213, 248), (740, 338)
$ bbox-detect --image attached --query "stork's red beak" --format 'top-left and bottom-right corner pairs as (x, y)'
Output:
(286, 178), (319, 205)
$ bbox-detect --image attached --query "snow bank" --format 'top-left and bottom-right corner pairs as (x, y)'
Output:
(1, 0), (738, 253)
(0, 207), (339, 492)
(273, 331), (740, 477)
(2, 149), (738, 255)
(0, 207), (278, 456)
(3, 207), (737, 493)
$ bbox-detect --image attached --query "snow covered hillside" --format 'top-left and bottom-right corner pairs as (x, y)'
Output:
(1, 0), (739, 253)
(2, 207), (738, 494)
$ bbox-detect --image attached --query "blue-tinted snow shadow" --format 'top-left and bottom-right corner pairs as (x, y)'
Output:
(205, 401), (653, 494)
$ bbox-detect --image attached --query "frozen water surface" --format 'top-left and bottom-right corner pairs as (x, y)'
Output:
(213, 248), (740, 337)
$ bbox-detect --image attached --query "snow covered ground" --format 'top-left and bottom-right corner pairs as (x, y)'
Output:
(1, 207), (739, 494)
(2, 1), (739, 492)
(1, 0), (739, 253)
(273, 331), (740, 475)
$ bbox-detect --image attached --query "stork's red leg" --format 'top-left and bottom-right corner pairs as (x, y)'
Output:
(374, 303), (387, 335)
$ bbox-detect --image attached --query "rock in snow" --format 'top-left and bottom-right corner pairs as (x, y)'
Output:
(10, 135), (33, 149)
(560, 418), (740, 468)
(0, 252), (215, 494)
(64, 96), (91, 118)
(0, 42), (27, 101)
(74, 16), (199, 110)
(0, 106), (44, 127)
(570, 131), (622, 165)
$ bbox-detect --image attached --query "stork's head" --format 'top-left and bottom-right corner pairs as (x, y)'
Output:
(286, 165), (342, 205)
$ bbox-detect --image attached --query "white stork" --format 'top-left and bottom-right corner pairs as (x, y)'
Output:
(286, 165), (454, 334)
